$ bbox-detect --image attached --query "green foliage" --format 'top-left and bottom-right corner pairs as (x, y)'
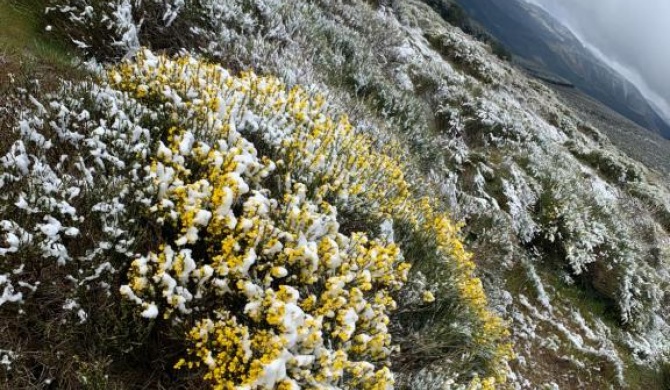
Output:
(490, 41), (512, 61)
(423, 0), (467, 27)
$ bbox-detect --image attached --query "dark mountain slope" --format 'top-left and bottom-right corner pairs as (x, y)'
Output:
(455, 0), (670, 138)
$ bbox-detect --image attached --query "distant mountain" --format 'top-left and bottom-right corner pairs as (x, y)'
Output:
(454, 0), (670, 138)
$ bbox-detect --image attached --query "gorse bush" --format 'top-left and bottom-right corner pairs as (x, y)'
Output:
(0, 49), (511, 388)
(109, 50), (512, 388)
(112, 53), (406, 387)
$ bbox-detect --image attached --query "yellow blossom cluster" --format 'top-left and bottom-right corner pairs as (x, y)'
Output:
(418, 201), (513, 385)
(235, 70), (514, 385)
(230, 73), (411, 214)
(112, 50), (405, 388)
(468, 375), (497, 390)
(110, 49), (511, 388)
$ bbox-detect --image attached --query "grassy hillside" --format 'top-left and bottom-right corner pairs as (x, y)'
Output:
(0, 0), (74, 82)
(1, 0), (670, 389)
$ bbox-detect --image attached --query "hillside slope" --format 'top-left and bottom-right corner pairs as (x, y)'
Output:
(551, 84), (670, 177)
(2, 0), (670, 388)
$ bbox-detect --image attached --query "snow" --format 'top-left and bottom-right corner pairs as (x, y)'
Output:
(0, 275), (23, 306)
(178, 131), (195, 155)
(254, 350), (291, 388)
(140, 303), (159, 319)
(282, 302), (306, 347)
(112, 0), (141, 58)
(0, 349), (16, 370)
(193, 209), (212, 226)
(39, 216), (62, 239)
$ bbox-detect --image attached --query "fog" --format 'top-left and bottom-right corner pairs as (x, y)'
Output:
(524, 0), (670, 121)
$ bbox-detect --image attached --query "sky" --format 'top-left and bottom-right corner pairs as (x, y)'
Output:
(523, 0), (670, 122)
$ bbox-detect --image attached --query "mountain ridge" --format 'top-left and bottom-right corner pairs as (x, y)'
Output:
(454, 0), (670, 138)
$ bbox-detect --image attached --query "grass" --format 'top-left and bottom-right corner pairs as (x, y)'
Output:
(534, 260), (620, 328)
(0, 0), (39, 46)
(504, 263), (617, 389)
(622, 356), (670, 390)
(0, 0), (77, 92)
(0, 0), (84, 154)
(0, 0), (68, 58)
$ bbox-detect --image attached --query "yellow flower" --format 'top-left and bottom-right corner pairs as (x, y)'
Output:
(115, 50), (512, 388)
(422, 290), (436, 303)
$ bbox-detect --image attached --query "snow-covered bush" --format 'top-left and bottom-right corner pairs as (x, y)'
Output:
(0, 79), (152, 303)
(0, 74), (161, 387)
(0, 48), (512, 387)
(569, 145), (642, 184)
(108, 50), (512, 388)
(45, 0), (228, 59)
(523, 154), (666, 327)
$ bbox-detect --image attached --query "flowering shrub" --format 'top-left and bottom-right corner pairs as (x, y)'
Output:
(0, 46), (511, 387)
(108, 50), (511, 387)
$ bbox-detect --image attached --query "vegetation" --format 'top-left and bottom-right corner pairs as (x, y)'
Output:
(0, 40), (510, 390)
(2, 0), (670, 389)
